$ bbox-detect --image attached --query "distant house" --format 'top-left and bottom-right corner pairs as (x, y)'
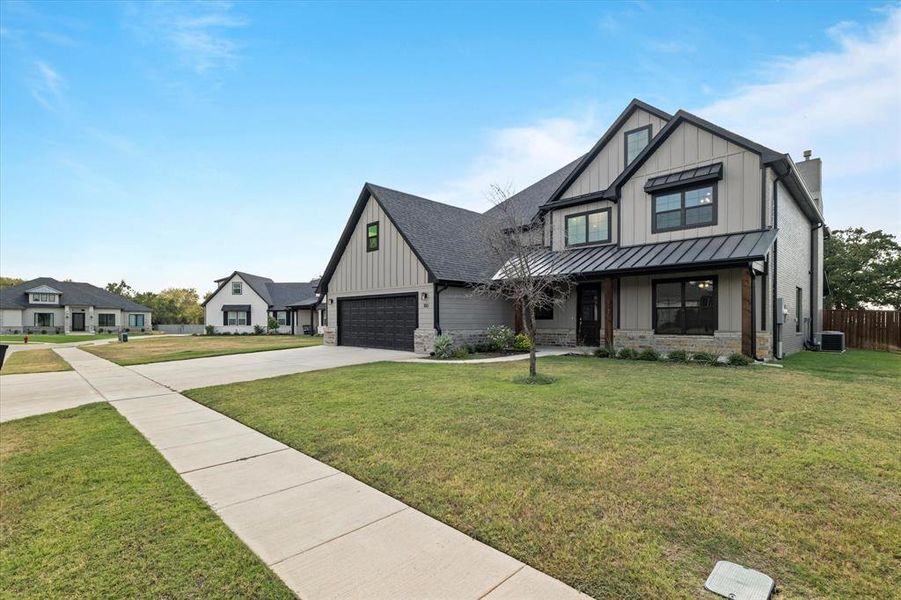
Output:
(202, 271), (323, 334)
(0, 277), (153, 334)
(317, 99), (825, 358)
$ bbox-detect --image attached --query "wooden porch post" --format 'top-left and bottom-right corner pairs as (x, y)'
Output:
(603, 278), (614, 348)
(741, 268), (753, 357)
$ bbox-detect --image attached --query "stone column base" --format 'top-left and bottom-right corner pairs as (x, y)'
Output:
(414, 328), (436, 354)
(322, 326), (336, 346)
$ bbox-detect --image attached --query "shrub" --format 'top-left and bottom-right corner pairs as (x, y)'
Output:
(41, 329), (47, 335)
(205, 324), (215, 336)
(616, 347), (638, 360)
(691, 351), (718, 365)
(267, 316), (279, 332)
(666, 349), (689, 362)
(472, 342), (492, 353)
(513, 333), (533, 351)
(452, 346), (469, 359)
(433, 334), (455, 359)
(636, 347), (660, 361)
(485, 325), (515, 352)
(593, 346), (611, 358)
(253, 324), (265, 335)
(727, 352), (753, 366)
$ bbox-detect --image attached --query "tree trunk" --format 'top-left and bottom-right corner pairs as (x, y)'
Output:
(524, 304), (537, 377)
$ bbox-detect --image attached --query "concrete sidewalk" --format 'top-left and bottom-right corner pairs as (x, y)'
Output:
(0, 370), (103, 422)
(54, 347), (591, 599)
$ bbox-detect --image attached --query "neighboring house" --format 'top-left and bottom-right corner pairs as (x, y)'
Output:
(317, 99), (825, 358)
(0, 277), (152, 334)
(202, 271), (323, 334)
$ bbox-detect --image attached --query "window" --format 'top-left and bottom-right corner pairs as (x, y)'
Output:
(30, 293), (57, 303)
(565, 209), (610, 247)
(276, 311), (288, 326)
(366, 221), (379, 252)
(128, 314), (145, 328)
(232, 281), (243, 295)
(98, 314), (116, 327)
(653, 184), (716, 233)
(535, 305), (554, 320)
(34, 312), (54, 327)
(654, 278), (717, 335)
(796, 287), (803, 333)
(226, 311), (247, 326)
(625, 125), (652, 166)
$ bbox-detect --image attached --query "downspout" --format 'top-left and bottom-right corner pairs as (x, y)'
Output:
(808, 221), (824, 348)
(771, 166), (791, 359)
(750, 266), (757, 360)
(434, 283), (449, 335)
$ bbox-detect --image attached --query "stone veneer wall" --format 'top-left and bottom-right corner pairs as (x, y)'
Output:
(1, 325), (64, 334)
(322, 326), (336, 346)
(414, 328), (436, 354)
(614, 330), (772, 358)
(534, 329), (578, 347)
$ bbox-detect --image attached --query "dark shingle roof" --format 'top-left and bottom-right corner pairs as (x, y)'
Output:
(0, 277), (152, 311)
(203, 271), (320, 309)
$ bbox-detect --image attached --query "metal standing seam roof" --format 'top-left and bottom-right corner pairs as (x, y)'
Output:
(221, 304), (251, 311)
(494, 229), (777, 279)
(644, 162), (723, 192)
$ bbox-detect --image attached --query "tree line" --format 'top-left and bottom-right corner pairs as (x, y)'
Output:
(104, 281), (205, 324)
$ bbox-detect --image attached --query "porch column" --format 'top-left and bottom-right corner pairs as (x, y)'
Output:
(603, 278), (614, 348)
(741, 268), (753, 357)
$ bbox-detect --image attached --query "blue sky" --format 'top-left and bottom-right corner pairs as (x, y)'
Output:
(1, 1), (899, 293)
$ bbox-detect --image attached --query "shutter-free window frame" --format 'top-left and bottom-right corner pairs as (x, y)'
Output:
(366, 221), (379, 252)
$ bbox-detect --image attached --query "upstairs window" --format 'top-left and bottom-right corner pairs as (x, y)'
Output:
(653, 184), (716, 233)
(367, 222), (379, 252)
(232, 281), (243, 295)
(565, 209), (610, 247)
(30, 293), (57, 303)
(625, 125), (652, 166)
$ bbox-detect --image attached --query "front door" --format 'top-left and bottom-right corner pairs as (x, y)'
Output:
(578, 284), (601, 346)
(72, 313), (85, 332)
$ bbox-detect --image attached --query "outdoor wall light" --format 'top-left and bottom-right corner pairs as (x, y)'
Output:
(329, 298), (334, 304)
(421, 292), (428, 300)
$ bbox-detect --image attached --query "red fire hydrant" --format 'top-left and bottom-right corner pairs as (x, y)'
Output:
(23, 334), (29, 344)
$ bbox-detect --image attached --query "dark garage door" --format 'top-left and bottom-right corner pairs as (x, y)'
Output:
(338, 294), (418, 351)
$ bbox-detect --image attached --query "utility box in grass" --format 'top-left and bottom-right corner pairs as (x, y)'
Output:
(119, 332), (129, 342)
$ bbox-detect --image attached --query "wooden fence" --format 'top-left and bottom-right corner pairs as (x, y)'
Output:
(822, 309), (901, 350)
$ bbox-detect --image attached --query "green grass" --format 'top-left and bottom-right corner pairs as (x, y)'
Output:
(783, 348), (900, 381)
(0, 334), (118, 344)
(0, 403), (293, 599)
(82, 334), (322, 366)
(0, 349), (72, 375)
(186, 350), (901, 599)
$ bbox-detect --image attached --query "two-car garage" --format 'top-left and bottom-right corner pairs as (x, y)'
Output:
(337, 294), (418, 352)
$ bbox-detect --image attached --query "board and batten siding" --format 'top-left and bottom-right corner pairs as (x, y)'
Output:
(618, 268), (762, 333)
(549, 200), (617, 251)
(438, 286), (513, 330)
(619, 122), (763, 246)
(560, 108), (669, 200)
(327, 195), (433, 331)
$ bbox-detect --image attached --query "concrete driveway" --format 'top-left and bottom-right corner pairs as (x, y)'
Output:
(130, 345), (415, 391)
(0, 371), (104, 422)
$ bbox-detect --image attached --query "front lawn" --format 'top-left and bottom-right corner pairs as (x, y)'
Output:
(0, 349), (72, 375)
(82, 334), (322, 366)
(0, 334), (118, 344)
(0, 404), (293, 598)
(186, 350), (900, 599)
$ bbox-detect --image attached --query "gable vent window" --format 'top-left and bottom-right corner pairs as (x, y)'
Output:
(625, 125), (652, 166)
(367, 221), (379, 252)
(232, 282), (243, 295)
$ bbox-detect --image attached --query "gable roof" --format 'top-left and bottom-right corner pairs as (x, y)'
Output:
(0, 277), (152, 311)
(545, 98), (673, 206)
(202, 271), (321, 310)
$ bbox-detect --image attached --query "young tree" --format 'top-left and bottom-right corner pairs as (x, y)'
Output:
(473, 184), (572, 379)
(0, 276), (24, 289)
(105, 280), (135, 298)
(825, 228), (901, 310)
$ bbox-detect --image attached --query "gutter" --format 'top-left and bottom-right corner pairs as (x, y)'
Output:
(434, 283), (449, 334)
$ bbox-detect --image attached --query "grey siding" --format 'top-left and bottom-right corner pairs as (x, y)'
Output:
(561, 108), (669, 199)
(619, 122), (763, 246)
(438, 286), (513, 331)
(326, 194), (433, 335)
(775, 180), (813, 355)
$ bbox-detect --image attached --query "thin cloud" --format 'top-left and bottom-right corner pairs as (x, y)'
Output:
(648, 39), (696, 54)
(29, 60), (65, 110)
(126, 1), (247, 74)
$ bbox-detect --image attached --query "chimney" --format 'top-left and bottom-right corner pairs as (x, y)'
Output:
(795, 150), (822, 212)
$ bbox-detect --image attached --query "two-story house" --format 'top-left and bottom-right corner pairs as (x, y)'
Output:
(317, 99), (825, 359)
(202, 271), (323, 334)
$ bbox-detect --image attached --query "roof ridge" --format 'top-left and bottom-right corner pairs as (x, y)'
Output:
(367, 183), (485, 217)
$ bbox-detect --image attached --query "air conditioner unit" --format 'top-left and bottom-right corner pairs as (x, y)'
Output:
(820, 331), (845, 352)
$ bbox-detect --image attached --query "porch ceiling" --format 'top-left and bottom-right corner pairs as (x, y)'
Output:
(494, 229), (777, 279)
